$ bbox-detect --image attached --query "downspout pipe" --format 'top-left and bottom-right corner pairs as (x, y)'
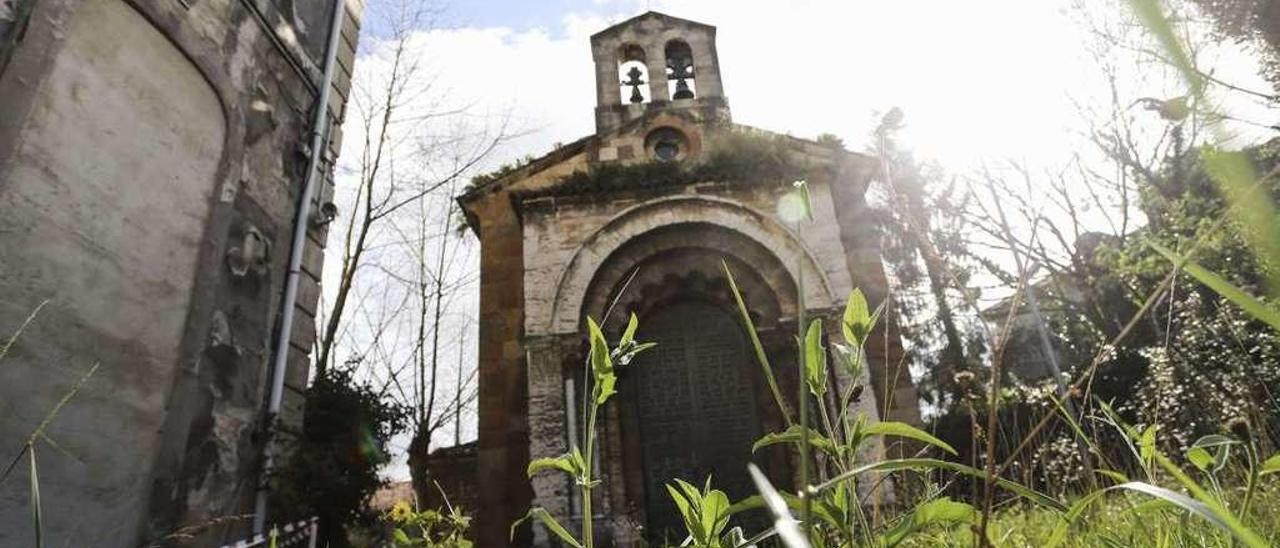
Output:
(253, 0), (346, 534)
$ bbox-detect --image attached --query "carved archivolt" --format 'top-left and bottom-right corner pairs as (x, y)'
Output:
(542, 195), (836, 336)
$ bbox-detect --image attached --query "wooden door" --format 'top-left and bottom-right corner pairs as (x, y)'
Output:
(632, 301), (763, 541)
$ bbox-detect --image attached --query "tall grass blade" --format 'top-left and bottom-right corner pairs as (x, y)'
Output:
(1114, 481), (1267, 548)
(813, 458), (1066, 512)
(1149, 242), (1280, 331)
(863, 421), (957, 455)
(1045, 488), (1109, 548)
(0, 300), (48, 364)
(723, 260), (793, 425)
(30, 445), (42, 548)
(746, 464), (808, 548)
(1150, 451), (1269, 547)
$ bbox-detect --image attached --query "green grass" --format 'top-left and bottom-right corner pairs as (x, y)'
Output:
(902, 485), (1280, 547)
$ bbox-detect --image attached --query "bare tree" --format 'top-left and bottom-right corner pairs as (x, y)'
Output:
(316, 0), (506, 378)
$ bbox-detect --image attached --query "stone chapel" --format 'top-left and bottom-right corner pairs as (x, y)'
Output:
(455, 11), (919, 546)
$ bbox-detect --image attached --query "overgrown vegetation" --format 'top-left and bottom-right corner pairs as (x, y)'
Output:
(519, 129), (811, 198)
(384, 498), (472, 547)
(273, 367), (410, 547)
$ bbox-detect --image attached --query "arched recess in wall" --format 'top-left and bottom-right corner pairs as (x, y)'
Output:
(543, 195), (836, 336)
(0, 0), (226, 543)
(579, 223), (796, 332)
(618, 43), (650, 104)
(664, 39), (695, 100)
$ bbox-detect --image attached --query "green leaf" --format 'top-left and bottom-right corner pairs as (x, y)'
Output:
(667, 482), (706, 542)
(1189, 435), (1238, 472)
(620, 312), (639, 347)
(511, 507), (582, 548)
(392, 528), (411, 545)
(1260, 454), (1280, 476)
(752, 425), (839, 456)
(1094, 469), (1130, 484)
(803, 319), (827, 397)
(1187, 447), (1213, 472)
(701, 488), (731, 537)
(882, 497), (976, 547)
(842, 289), (870, 346)
(796, 180), (813, 221)
(832, 342), (864, 380)
(526, 451), (583, 479)
(863, 421), (957, 455)
(586, 316), (616, 404)
(1138, 424), (1158, 466)
(587, 317), (612, 377)
(615, 341), (657, 367)
(1150, 242), (1280, 332)
(1124, 0), (1202, 94)
(1190, 434), (1238, 448)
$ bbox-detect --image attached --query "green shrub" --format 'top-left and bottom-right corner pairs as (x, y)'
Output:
(273, 367), (410, 547)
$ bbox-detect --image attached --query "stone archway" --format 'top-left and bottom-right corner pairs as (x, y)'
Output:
(536, 195), (842, 337)
(524, 204), (844, 545)
(583, 227), (800, 543)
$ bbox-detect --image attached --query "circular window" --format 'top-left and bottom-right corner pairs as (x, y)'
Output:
(654, 140), (680, 161)
(645, 127), (689, 162)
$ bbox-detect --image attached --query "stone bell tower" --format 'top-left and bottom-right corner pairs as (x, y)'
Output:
(456, 11), (918, 547)
(590, 12), (731, 133)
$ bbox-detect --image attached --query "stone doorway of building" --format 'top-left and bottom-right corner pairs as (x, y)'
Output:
(630, 299), (764, 541)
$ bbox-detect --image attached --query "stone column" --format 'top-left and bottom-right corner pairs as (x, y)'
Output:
(645, 43), (670, 103)
(525, 333), (575, 547)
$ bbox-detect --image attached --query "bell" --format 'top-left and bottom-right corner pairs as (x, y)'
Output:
(668, 58), (695, 100)
(623, 66), (646, 104)
(672, 79), (694, 100)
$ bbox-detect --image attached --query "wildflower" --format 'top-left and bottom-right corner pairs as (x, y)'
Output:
(389, 500), (413, 522)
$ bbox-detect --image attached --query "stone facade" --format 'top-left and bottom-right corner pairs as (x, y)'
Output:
(0, 0), (360, 545)
(457, 12), (918, 546)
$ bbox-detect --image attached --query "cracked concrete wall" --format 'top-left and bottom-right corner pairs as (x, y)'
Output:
(0, 1), (224, 543)
(0, 0), (361, 545)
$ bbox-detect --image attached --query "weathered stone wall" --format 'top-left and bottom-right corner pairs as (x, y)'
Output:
(421, 442), (479, 512)
(509, 122), (907, 541)
(461, 146), (591, 546)
(591, 12), (728, 133)
(458, 12), (916, 545)
(0, 0), (361, 544)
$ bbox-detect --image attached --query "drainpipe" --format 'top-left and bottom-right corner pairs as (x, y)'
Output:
(253, 0), (346, 535)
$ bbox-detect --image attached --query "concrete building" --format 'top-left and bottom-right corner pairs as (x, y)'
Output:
(456, 12), (918, 546)
(0, 0), (360, 545)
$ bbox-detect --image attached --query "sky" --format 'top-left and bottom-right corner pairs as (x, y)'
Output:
(335, 0), (1279, 480)
(372, 0), (1275, 177)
